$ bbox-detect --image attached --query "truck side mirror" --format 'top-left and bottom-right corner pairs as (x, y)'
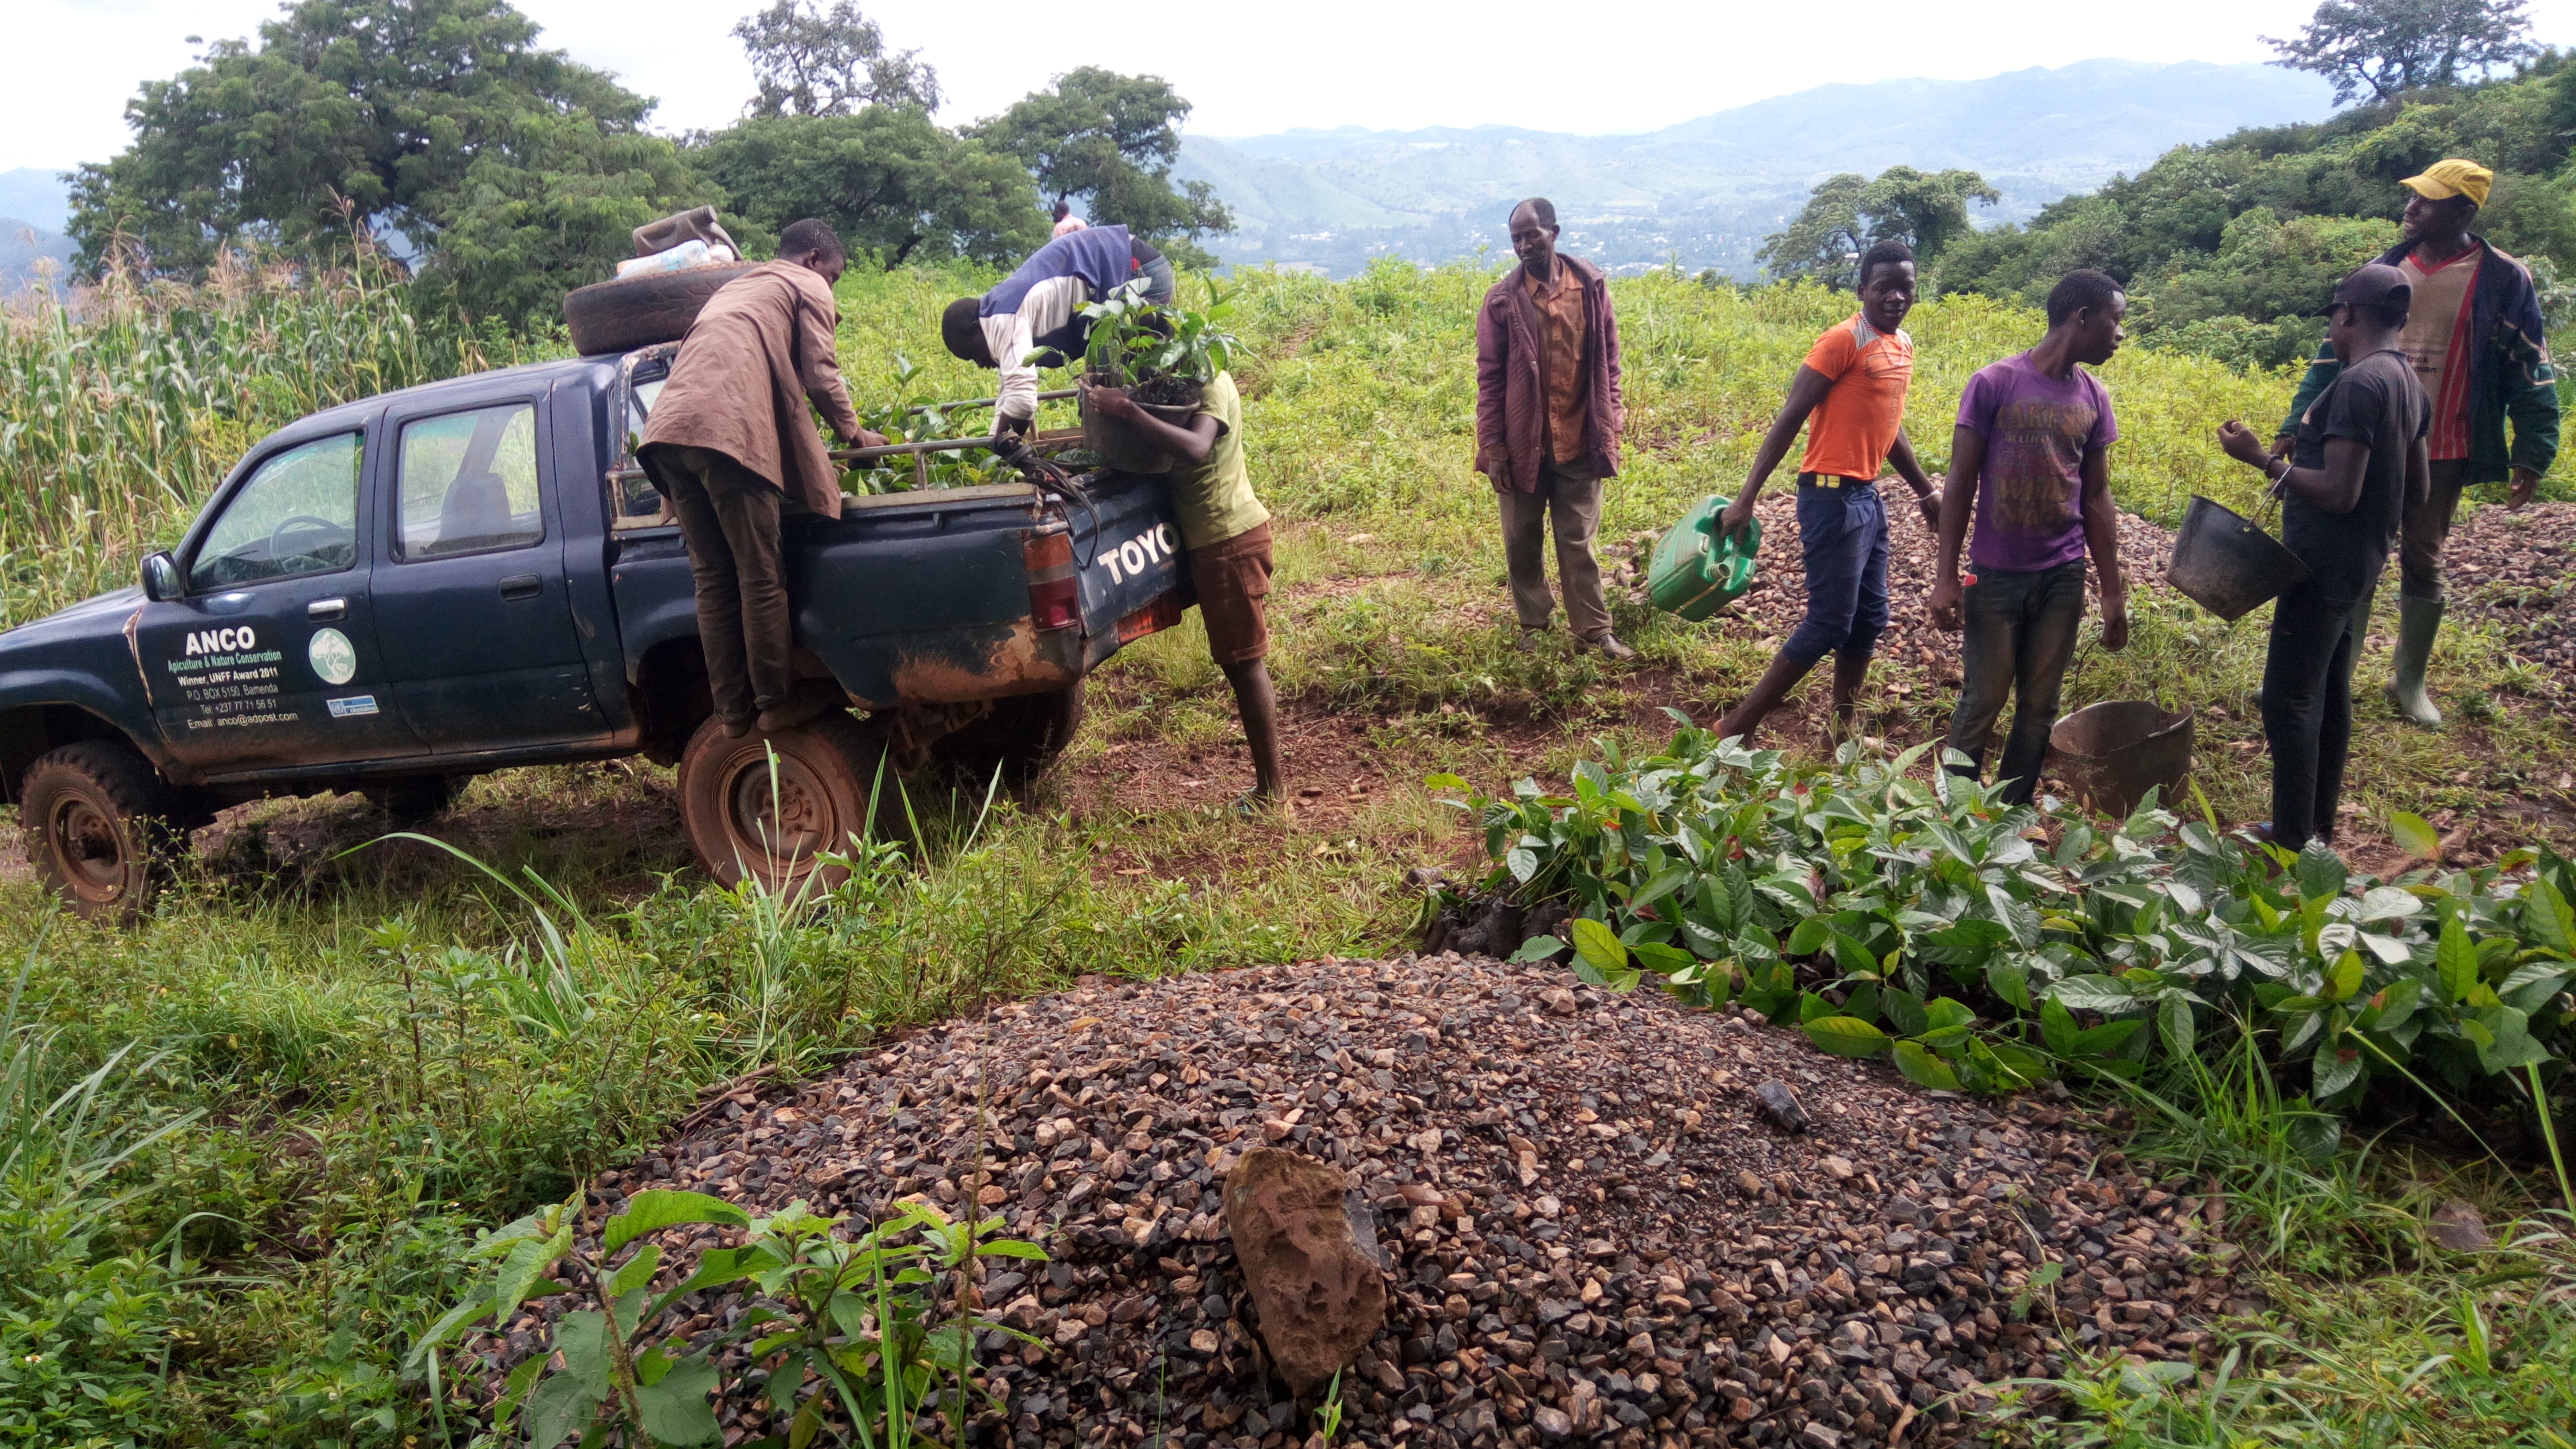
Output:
(141, 552), (181, 602)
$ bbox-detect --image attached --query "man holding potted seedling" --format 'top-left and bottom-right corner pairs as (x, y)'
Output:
(1475, 198), (1634, 660)
(941, 225), (1176, 439)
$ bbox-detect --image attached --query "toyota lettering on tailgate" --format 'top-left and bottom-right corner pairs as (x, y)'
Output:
(1097, 522), (1180, 585)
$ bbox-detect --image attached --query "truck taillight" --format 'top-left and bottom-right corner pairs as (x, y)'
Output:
(1024, 531), (1078, 630)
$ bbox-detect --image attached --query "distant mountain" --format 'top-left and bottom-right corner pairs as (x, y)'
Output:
(0, 169), (71, 234)
(2, 217), (76, 297)
(1177, 60), (2343, 278)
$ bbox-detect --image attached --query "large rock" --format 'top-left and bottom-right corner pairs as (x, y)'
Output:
(1222, 1147), (1387, 1395)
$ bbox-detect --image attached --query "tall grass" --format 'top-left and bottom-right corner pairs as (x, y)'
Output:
(0, 252), (541, 626)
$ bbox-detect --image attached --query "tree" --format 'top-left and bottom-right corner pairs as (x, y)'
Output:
(969, 68), (1231, 266)
(695, 111), (1045, 268)
(2265, 0), (2536, 105)
(732, 0), (939, 117)
(65, 0), (710, 326)
(1755, 166), (1997, 285)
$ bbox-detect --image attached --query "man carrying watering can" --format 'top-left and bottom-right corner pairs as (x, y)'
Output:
(2273, 158), (2559, 729)
(2221, 264), (2431, 853)
(1926, 269), (2131, 805)
(1712, 239), (1942, 745)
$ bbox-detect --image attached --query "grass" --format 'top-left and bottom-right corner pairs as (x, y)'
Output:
(1, 254), (2572, 1443)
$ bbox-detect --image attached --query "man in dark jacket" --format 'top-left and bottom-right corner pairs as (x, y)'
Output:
(1474, 198), (1632, 658)
(2274, 158), (2560, 728)
(941, 225), (1176, 438)
(641, 219), (882, 738)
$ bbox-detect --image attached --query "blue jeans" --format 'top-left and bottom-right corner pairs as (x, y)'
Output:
(1783, 480), (1890, 667)
(1945, 559), (2088, 804)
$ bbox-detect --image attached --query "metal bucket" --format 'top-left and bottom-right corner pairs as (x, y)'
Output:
(2166, 495), (2309, 621)
(1077, 377), (1201, 475)
(2050, 701), (2195, 820)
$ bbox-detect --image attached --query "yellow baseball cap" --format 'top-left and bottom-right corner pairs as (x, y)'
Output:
(2401, 158), (2493, 208)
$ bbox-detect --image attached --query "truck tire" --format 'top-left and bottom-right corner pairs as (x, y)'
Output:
(19, 740), (177, 924)
(562, 263), (758, 357)
(932, 683), (1087, 794)
(676, 710), (909, 896)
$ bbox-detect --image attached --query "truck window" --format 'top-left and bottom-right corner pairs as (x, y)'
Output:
(396, 404), (543, 559)
(615, 375), (670, 526)
(187, 432), (361, 592)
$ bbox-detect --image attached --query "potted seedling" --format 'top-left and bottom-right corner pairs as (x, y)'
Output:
(1074, 278), (1247, 473)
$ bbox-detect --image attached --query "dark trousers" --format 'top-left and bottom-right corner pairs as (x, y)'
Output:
(2262, 582), (2375, 852)
(2398, 459), (2468, 601)
(1945, 559), (2088, 805)
(645, 443), (792, 724)
(1498, 463), (1608, 639)
(1783, 479), (1889, 667)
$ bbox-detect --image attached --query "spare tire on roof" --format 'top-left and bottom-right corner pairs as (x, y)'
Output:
(562, 262), (759, 356)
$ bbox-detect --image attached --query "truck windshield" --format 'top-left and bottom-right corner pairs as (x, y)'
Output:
(189, 432), (362, 591)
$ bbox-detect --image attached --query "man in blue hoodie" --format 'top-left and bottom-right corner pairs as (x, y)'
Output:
(941, 225), (1175, 437)
(2274, 158), (2559, 729)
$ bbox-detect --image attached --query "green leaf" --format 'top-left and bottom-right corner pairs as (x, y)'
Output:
(2072, 1019), (2143, 1056)
(1802, 1016), (1892, 1058)
(1797, 990), (1836, 1024)
(2371, 976), (2426, 1033)
(1985, 957), (2032, 1010)
(2439, 915), (2481, 1003)
(768, 1348), (807, 1415)
(2389, 810), (2442, 861)
(2324, 950), (2365, 1002)
(607, 1244), (662, 1300)
(1924, 918), (2009, 967)
(1924, 997), (1975, 1032)
(2285, 1107), (2342, 1164)
(2528, 874), (2576, 954)
(2313, 1049), (2363, 1101)
(1423, 773), (1470, 792)
(636, 1357), (722, 1445)
(1785, 915), (1832, 955)
(1631, 867), (1692, 913)
(409, 1291), (497, 1367)
(1506, 847), (1539, 883)
(2040, 997), (2079, 1056)
(1507, 935), (1568, 964)
(2294, 842), (2348, 904)
(2158, 994), (2196, 1057)
(1830, 931), (1880, 977)
(1571, 917), (1628, 974)
(554, 1312), (611, 1393)
(1842, 981), (1881, 1025)
(2049, 976), (2133, 1013)
(525, 1373), (605, 1449)
(2500, 967), (2571, 1014)
(1631, 941), (1697, 976)
(604, 1191), (752, 1258)
(1881, 987), (1930, 1039)
(1893, 1040), (1962, 1090)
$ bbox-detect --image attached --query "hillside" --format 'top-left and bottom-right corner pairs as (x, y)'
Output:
(1178, 60), (2340, 276)
(0, 216), (75, 294)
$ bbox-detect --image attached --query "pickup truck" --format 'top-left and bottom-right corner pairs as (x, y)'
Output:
(1, 343), (1188, 919)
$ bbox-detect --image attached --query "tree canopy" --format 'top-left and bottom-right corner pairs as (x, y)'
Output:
(66, 0), (709, 326)
(2266, 0), (2536, 104)
(694, 110), (1044, 269)
(1756, 167), (1997, 287)
(732, 0), (940, 117)
(969, 68), (1232, 266)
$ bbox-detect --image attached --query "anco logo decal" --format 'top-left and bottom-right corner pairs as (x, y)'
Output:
(308, 628), (358, 686)
(183, 626), (258, 656)
(1098, 522), (1179, 585)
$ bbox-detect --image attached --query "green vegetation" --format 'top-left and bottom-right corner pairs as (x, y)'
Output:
(1936, 55), (2576, 366)
(3, 251), (2574, 1444)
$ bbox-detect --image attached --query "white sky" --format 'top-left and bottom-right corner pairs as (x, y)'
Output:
(11, 0), (2576, 174)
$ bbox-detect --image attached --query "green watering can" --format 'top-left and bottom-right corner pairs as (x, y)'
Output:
(1647, 494), (1761, 621)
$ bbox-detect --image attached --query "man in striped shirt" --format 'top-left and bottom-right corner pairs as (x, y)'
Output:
(2275, 158), (2560, 729)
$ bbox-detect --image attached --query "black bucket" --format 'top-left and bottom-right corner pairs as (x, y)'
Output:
(2050, 701), (2194, 820)
(2166, 495), (2309, 621)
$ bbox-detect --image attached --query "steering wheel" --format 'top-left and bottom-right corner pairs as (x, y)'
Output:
(268, 514), (350, 567)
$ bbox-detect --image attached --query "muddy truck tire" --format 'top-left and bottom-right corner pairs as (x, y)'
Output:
(676, 710), (909, 897)
(932, 682), (1086, 794)
(562, 263), (758, 357)
(20, 740), (180, 924)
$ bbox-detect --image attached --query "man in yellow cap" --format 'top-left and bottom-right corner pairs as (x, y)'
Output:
(2276, 157), (2559, 729)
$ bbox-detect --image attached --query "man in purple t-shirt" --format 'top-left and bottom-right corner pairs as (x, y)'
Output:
(1927, 270), (2132, 804)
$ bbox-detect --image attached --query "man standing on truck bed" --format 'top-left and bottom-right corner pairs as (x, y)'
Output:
(1079, 372), (1285, 810)
(1475, 198), (1634, 660)
(941, 225), (1176, 440)
(640, 218), (883, 738)
(2273, 157), (2559, 730)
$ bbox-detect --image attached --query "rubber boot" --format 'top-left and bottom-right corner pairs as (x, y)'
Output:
(2384, 594), (2445, 729)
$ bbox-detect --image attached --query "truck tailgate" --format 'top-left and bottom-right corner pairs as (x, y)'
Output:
(1063, 472), (1188, 668)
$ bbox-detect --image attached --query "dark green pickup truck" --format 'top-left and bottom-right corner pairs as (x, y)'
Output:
(1, 344), (1187, 919)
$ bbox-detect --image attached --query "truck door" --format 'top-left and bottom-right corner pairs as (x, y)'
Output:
(368, 397), (609, 751)
(135, 427), (423, 771)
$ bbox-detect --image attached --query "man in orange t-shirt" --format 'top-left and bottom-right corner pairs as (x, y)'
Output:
(1713, 239), (1943, 744)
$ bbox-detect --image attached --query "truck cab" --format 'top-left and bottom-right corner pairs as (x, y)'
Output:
(2, 347), (1186, 919)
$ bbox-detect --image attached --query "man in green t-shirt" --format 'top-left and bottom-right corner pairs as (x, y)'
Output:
(1081, 373), (1284, 808)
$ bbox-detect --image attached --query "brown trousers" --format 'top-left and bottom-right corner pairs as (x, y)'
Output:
(2398, 458), (2470, 602)
(646, 443), (792, 723)
(1498, 463), (1608, 639)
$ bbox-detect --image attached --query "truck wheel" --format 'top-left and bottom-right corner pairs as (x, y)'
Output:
(676, 711), (908, 896)
(19, 741), (177, 924)
(932, 683), (1087, 793)
(562, 263), (758, 356)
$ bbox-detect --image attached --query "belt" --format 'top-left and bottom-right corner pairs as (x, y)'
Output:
(1796, 472), (1873, 489)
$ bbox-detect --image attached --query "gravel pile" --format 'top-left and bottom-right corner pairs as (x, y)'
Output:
(2443, 500), (2576, 683)
(582, 954), (2239, 1448)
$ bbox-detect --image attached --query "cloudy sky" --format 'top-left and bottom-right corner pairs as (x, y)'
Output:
(10, 0), (2576, 174)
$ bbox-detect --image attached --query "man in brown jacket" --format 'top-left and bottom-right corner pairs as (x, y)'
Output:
(1475, 197), (1633, 658)
(641, 219), (881, 737)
